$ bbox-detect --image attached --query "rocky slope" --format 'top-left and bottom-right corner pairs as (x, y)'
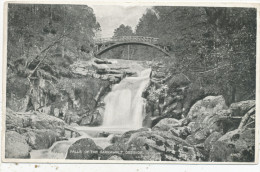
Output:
(6, 58), (147, 127)
(65, 96), (255, 161)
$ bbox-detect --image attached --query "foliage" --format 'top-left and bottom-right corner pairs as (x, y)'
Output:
(104, 7), (256, 104)
(147, 84), (168, 103)
(136, 7), (256, 104)
(7, 4), (100, 81)
(113, 24), (134, 37)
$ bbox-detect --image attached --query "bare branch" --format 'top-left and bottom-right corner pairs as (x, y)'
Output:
(238, 105), (255, 130)
(27, 32), (71, 80)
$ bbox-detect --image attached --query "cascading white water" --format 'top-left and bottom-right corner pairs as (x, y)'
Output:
(30, 67), (152, 159)
(102, 68), (151, 128)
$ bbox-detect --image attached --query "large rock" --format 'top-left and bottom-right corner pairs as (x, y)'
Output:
(185, 112), (224, 145)
(186, 95), (228, 122)
(100, 142), (129, 160)
(126, 131), (203, 161)
(209, 129), (255, 162)
(5, 108), (30, 130)
(30, 113), (65, 136)
(79, 113), (102, 126)
(119, 128), (150, 143)
(152, 118), (181, 131)
(230, 100), (255, 117)
(80, 115), (93, 126)
(204, 131), (223, 152)
(66, 138), (101, 160)
(5, 131), (31, 159)
(24, 129), (60, 149)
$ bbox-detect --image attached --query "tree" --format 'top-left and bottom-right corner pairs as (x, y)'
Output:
(134, 6), (256, 104)
(7, 4), (101, 110)
(7, 4), (100, 80)
(113, 24), (134, 37)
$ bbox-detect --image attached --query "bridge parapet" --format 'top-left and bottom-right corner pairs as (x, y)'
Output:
(94, 36), (159, 44)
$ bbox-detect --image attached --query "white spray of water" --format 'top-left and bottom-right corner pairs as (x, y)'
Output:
(102, 68), (151, 128)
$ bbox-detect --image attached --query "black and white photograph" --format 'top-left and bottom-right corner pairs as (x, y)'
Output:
(1, 1), (259, 164)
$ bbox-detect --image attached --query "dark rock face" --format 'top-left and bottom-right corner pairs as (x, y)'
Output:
(5, 131), (31, 159)
(210, 129), (255, 162)
(66, 138), (101, 160)
(6, 77), (30, 112)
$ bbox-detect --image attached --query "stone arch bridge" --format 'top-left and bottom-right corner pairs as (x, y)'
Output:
(93, 36), (170, 57)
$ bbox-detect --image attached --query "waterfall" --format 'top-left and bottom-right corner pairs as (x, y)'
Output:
(102, 68), (151, 128)
(30, 68), (151, 159)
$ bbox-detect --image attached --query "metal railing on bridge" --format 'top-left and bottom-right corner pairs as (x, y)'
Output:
(94, 36), (159, 44)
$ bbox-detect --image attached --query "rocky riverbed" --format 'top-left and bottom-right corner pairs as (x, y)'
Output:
(64, 96), (255, 161)
(5, 58), (256, 162)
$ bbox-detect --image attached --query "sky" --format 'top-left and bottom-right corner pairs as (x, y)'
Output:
(90, 5), (150, 38)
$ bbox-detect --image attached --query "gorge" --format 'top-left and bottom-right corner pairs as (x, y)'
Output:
(4, 4), (256, 162)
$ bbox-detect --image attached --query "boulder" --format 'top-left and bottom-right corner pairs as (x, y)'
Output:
(204, 131), (223, 152)
(100, 142), (129, 160)
(209, 129), (255, 162)
(152, 118), (181, 131)
(110, 134), (122, 144)
(186, 95), (228, 122)
(120, 128), (150, 143)
(80, 115), (92, 126)
(66, 138), (101, 160)
(126, 131), (203, 161)
(69, 114), (81, 124)
(185, 113), (224, 145)
(24, 129), (60, 150)
(30, 113), (65, 136)
(126, 131), (165, 161)
(230, 100), (255, 117)
(170, 126), (190, 139)
(98, 131), (110, 137)
(5, 131), (31, 159)
(80, 111), (102, 126)
(6, 108), (26, 129)
(94, 58), (112, 64)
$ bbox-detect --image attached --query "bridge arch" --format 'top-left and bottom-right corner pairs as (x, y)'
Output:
(94, 36), (171, 57)
(95, 42), (170, 57)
